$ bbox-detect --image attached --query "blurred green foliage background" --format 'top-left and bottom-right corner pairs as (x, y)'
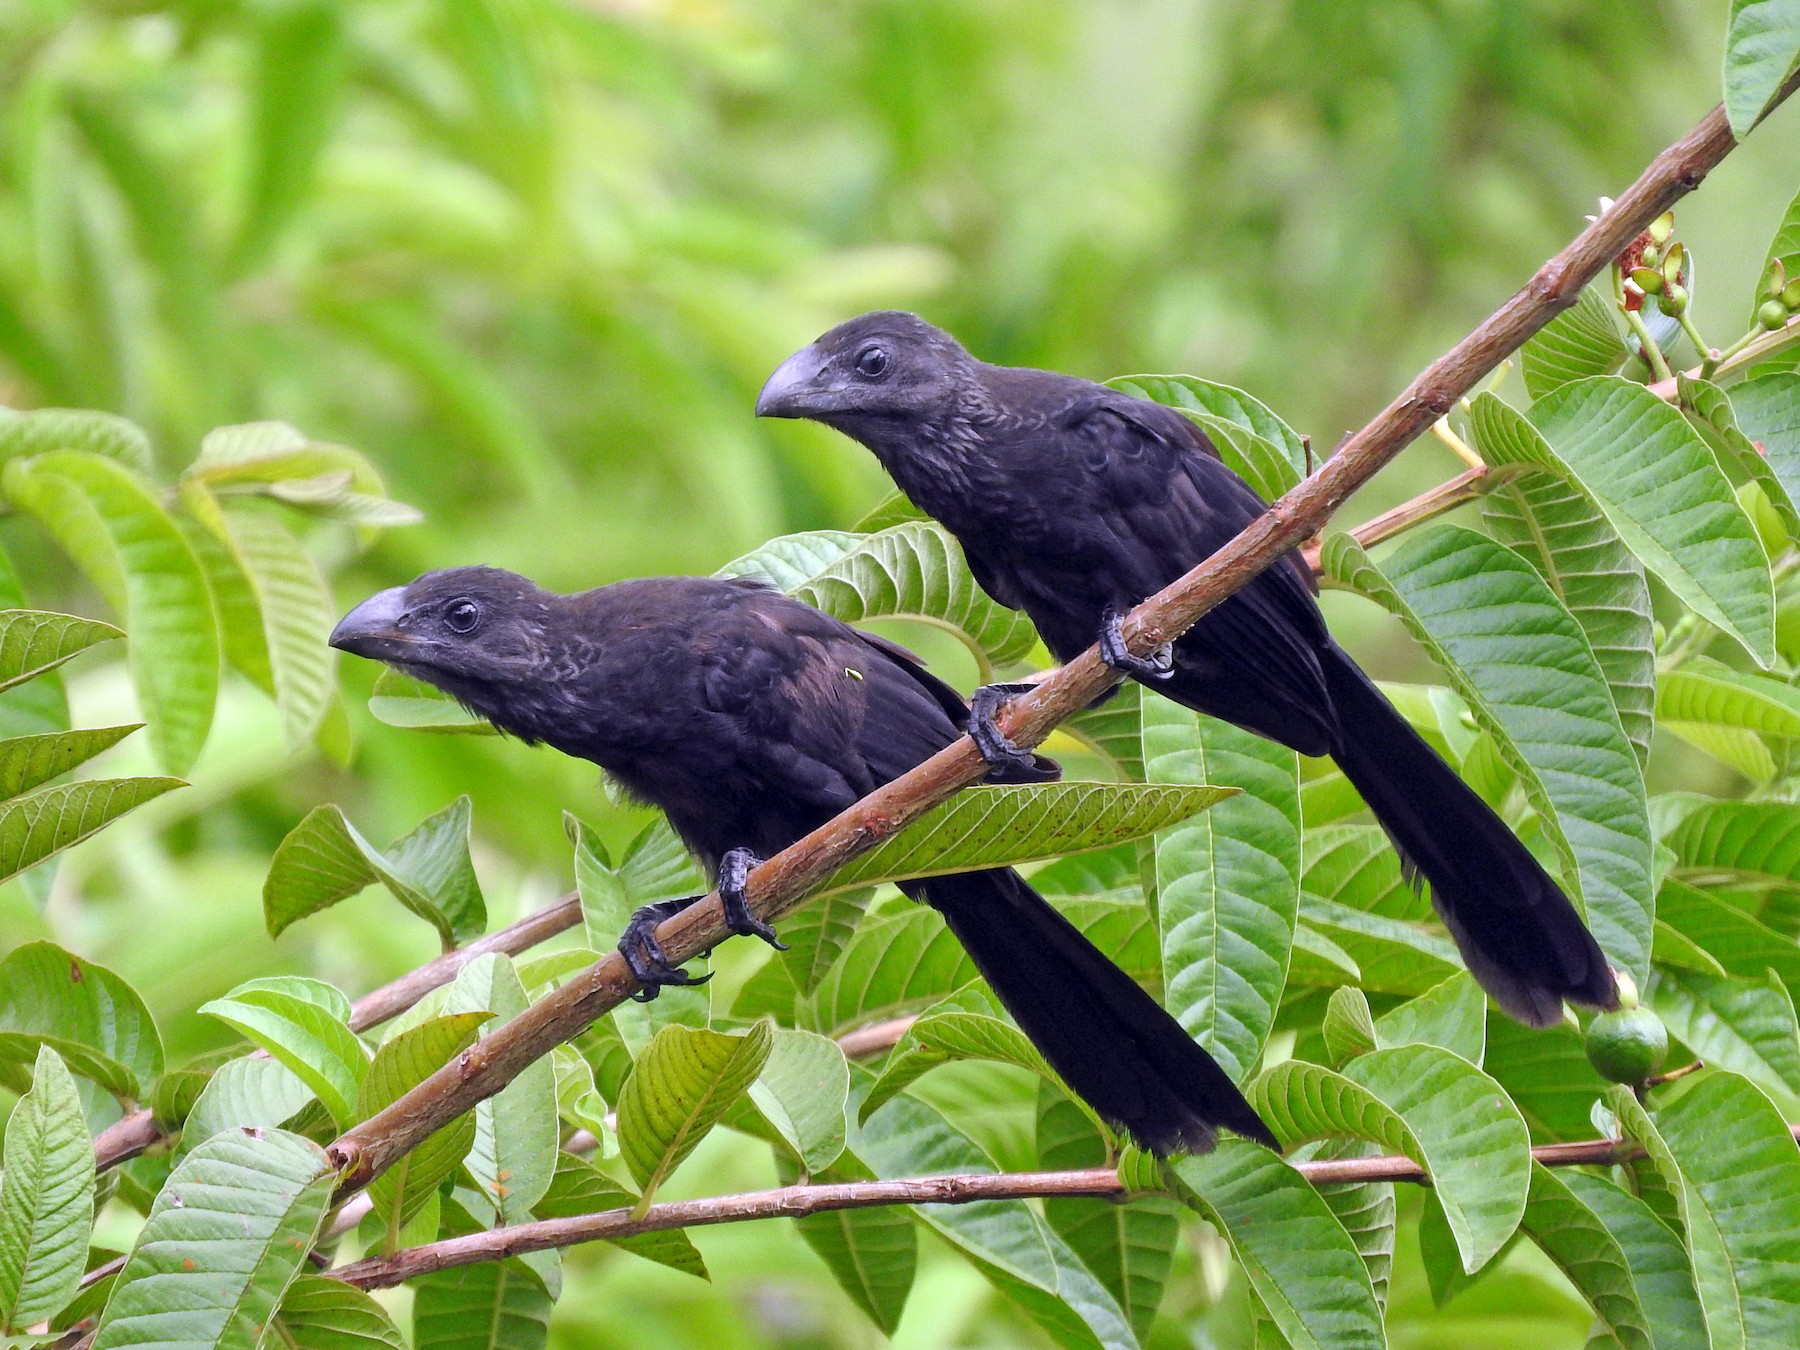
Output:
(1, 1), (1795, 1345)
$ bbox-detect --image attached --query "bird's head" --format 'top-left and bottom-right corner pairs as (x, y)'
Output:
(755, 312), (981, 444)
(330, 566), (556, 728)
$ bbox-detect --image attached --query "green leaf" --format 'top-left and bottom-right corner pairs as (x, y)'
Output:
(1724, 0), (1800, 137)
(1484, 1016), (1610, 1142)
(853, 1090), (1140, 1350)
(440, 956), (558, 1225)
(1519, 287), (1626, 399)
(4, 452), (221, 773)
(617, 1021), (772, 1207)
(1559, 1171), (1709, 1350)
(361, 1013), (491, 1246)
(780, 887), (876, 996)
(1300, 899), (1462, 994)
(851, 490), (926, 531)
(1651, 967), (1800, 1108)
(1036, 1085), (1177, 1339)
(1166, 1143), (1384, 1350)
(0, 410), (152, 472)
(1108, 375), (1309, 500)
(717, 524), (1038, 675)
(1731, 372), (1800, 523)
(181, 1058), (315, 1157)
(1658, 876), (1800, 998)
(860, 1010), (1058, 1126)
(1249, 1049), (1529, 1273)
(1322, 987), (1377, 1066)
(0, 610), (121, 695)
(182, 490), (336, 747)
(1659, 656), (1800, 748)
(0, 777), (184, 888)
(0, 942), (163, 1099)
(533, 1153), (708, 1278)
(0, 725), (137, 798)
(790, 1155), (915, 1333)
(824, 780), (1238, 895)
(199, 979), (368, 1129)
(1141, 695), (1301, 1084)
(264, 797), (485, 948)
(0, 1048), (94, 1333)
(91, 1129), (333, 1350)
(1374, 971), (1487, 1064)
(1642, 1071), (1800, 1347)
(1322, 526), (1655, 984)
(1308, 1139), (1398, 1314)
(806, 903), (979, 1035)
(367, 669), (495, 735)
(267, 1273), (405, 1350)
(745, 1028), (849, 1173)
(1528, 377), (1775, 665)
(1680, 375), (1800, 539)
(1518, 1162), (1653, 1350)
(1472, 393), (1656, 766)
(1664, 801), (1800, 924)
(1303, 823), (1426, 922)
(411, 1251), (553, 1350)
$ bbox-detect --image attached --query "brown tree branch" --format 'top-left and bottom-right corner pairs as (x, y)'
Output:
(90, 892), (584, 1171)
(331, 1119), (1800, 1290)
(322, 86), (1788, 1200)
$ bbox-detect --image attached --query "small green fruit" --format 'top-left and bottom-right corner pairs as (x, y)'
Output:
(1760, 299), (1792, 330)
(1585, 1005), (1668, 1085)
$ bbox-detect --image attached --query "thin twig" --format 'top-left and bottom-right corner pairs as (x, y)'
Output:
(90, 892), (584, 1171)
(333, 1119), (1800, 1291)
(321, 83), (1791, 1201)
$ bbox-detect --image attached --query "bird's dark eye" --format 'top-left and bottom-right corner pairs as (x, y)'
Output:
(854, 344), (890, 379)
(444, 598), (481, 634)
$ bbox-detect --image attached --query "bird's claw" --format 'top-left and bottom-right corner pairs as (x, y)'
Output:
(618, 898), (713, 1001)
(719, 848), (787, 950)
(969, 683), (1060, 782)
(1099, 608), (1174, 681)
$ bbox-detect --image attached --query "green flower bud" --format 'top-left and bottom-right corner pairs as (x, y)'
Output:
(1784, 277), (1800, 310)
(1761, 299), (1792, 330)
(1768, 259), (1788, 298)
(1641, 244), (1661, 270)
(1662, 282), (1688, 314)
(1661, 242), (1686, 289)
(1647, 211), (1675, 245)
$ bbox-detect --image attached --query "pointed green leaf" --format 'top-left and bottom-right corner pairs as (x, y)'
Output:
(860, 1010), (1057, 1126)
(853, 1090), (1139, 1350)
(91, 1129), (333, 1350)
(533, 1153), (708, 1277)
(361, 1012), (491, 1244)
(745, 1029), (849, 1173)
(1519, 287), (1627, 399)
(1109, 375), (1309, 500)
(1299, 899), (1462, 995)
(1322, 987), (1377, 1066)
(267, 1273), (404, 1350)
(1322, 526), (1654, 984)
(1473, 393), (1656, 765)
(0, 725), (138, 799)
(264, 797), (484, 947)
(1651, 967), (1800, 1107)
(1136, 693), (1301, 1084)
(824, 780), (1237, 894)
(1643, 1071), (1800, 1348)
(0, 610), (120, 695)
(1374, 971), (1487, 1064)
(1518, 1162), (1653, 1350)
(1658, 876), (1800, 998)
(0, 942), (162, 1098)
(4, 452), (220, 772)
(0, 777), (184, 887)
(1166, 1143), (1383, 1350)
(791, 1154), (915, 1333)
(0, 1048), (94, 1332)
(1664, 801), (1800, 925)
(367, 669), (495, 734)
(439, 956), (558, 1225)
(199, 981), (368, 1129)
(1724, 0), (1800, 136)
(1659, 656), (1800, 745)
(0, 410), (152, 472)
(718, 523), (1038, 674)
(1528, 377), (1775, 665)
(1559, 1171), (1709, 1350)
(617, 1022), (772, 1205)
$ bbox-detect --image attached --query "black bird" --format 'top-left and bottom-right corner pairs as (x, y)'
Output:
(331, 567), (1277, 1154)
(757, 312), (1619, 1028)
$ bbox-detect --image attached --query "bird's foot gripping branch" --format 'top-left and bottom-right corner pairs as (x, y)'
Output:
(11, 37), (1800, 1350)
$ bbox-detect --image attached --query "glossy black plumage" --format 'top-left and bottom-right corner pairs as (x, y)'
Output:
(330, 568), (1278, 1154)
(758, 311), (1619, 1028)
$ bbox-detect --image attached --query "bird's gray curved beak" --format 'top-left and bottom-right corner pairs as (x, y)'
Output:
(756, 344), (829, 418)
(329, 586), (412, 659)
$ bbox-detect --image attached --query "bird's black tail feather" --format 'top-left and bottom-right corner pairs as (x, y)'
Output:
(1318, 642), (1618, 1026)
(906, 868), (1277, 1155)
